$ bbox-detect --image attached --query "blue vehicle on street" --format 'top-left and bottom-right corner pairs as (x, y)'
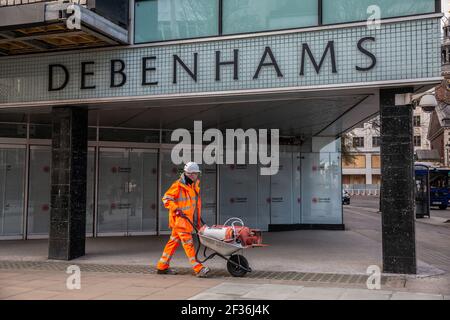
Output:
(429, 168), (450, 210)
(415, 164), (450, 212)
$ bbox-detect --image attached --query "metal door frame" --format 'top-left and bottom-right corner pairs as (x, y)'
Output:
(96, 146), (158, 237)
(127, 147), (158, 236)
(0, 144), (27, 240)
(27, 145), (51, 240)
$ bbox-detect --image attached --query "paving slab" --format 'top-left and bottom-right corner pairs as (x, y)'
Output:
(241, 284), (303, 300)
(5, 289), (61, 300)
(189, 292), (256, 300)
(390, 292), (443, 300)
(286, 287), (345, 300)
(338, 288), (392, 300)
(201, 282), (260, 296)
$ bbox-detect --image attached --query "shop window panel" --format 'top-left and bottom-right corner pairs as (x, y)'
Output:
(301, 152), (342, 225)
(270, 151), (294, 225)
(159, 149), (181, 232)
(128, 150), (158, 233)
(86, 149), (95, 235)
(29, 124), (52, 139)
(219, 164), (258, 229)
(293, 152), (302, 224)
(0, 123), (27, 139)
(27, 147), (51, 235)
(200, 164), (217, 226)
(97, 149), (129, 234)
(0, 147), (25, 236)
(256, 165), (270, 231)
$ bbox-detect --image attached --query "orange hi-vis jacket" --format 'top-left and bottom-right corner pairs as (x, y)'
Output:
(162, 174), (202, 233)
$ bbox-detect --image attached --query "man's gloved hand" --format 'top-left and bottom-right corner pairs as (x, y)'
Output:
(174, 209), (184, 217)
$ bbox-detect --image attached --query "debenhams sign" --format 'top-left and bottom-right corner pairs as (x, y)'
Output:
(48, 37), (376, 92)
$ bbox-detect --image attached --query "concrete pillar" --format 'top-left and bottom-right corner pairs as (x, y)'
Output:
(48, 107), (88, 260)
(380, 88), (416, 274)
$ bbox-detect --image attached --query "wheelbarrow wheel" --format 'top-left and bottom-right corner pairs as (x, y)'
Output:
(227, 254), (249, 277)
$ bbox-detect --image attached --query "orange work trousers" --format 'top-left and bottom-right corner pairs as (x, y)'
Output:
(157, 229), (204, 273)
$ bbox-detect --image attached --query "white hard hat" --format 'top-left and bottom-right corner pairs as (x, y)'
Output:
(184, 162), (201, 173)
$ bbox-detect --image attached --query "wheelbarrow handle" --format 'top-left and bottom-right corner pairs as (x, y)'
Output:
(177, 211), (205, 233)
(177, 212), (213, 264)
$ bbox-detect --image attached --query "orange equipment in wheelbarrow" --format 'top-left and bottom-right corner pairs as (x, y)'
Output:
(199, 221), (265, 247)
(178, 214), (267, 277)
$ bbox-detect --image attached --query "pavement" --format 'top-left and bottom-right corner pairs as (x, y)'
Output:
(0, 196), (449, 300)
(0, 268), (448, 300)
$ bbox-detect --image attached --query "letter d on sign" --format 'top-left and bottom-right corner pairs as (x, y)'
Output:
(66, 265), (81, 290)
(366, 265), (381, 290)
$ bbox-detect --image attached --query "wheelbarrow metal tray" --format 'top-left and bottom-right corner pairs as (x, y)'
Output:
(198, 234), (244, 256)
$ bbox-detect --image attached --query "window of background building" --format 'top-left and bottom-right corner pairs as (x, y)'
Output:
(353, 137), (364, 148)
(414, 136), (422, 147)
(342, 174), (366, 184)
(223, 0), (318, 35)
(372, 175), (381, 185)
(134, 0), (219, 43)
(343, 155), (366, 169)
(322, 0), (435, 25)
(413, 116), (421, 127)
(371, 155), (380, 168)
(372, 136), (380, 148)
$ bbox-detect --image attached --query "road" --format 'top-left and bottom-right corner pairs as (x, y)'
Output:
(344, 196), (450, 273)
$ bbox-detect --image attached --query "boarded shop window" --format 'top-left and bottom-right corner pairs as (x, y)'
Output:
(343, 155), (366, 168)
(135, 0), (219, 43)
(323, 0), (435, 25)
(223, 0), (318, 34)
(372, 175), (381, 185)
(371, 155), (380, 168)
(343, 174), (366, 185)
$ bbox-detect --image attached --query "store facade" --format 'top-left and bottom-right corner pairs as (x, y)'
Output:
(0, 0), (443, 271)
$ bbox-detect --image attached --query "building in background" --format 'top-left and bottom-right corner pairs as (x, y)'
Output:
(343, 108), (432, 192)
(428, 16), (450, 167)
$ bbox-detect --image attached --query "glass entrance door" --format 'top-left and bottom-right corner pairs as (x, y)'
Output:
(97, 148), (158, 235)
(27, 146), (95, 238)
(0, 145), (25, 238)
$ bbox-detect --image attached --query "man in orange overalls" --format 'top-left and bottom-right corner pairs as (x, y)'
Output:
(156, 162), (210, 278)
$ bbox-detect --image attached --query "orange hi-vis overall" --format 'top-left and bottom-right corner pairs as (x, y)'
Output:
(157, 174), (204, 273)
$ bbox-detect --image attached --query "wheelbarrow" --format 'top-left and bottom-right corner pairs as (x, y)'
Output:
(178, 213), (266, 277)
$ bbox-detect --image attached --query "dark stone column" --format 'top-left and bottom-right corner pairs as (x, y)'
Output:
(380, 88), (416, 274)
(48, 107), (88, 260)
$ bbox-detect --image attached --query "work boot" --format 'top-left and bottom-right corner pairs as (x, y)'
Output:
(196, 267), (210, 278)
(156, 268), (178, 275)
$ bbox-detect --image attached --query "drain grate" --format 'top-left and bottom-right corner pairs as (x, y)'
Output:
(0, 260), (388, 285)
